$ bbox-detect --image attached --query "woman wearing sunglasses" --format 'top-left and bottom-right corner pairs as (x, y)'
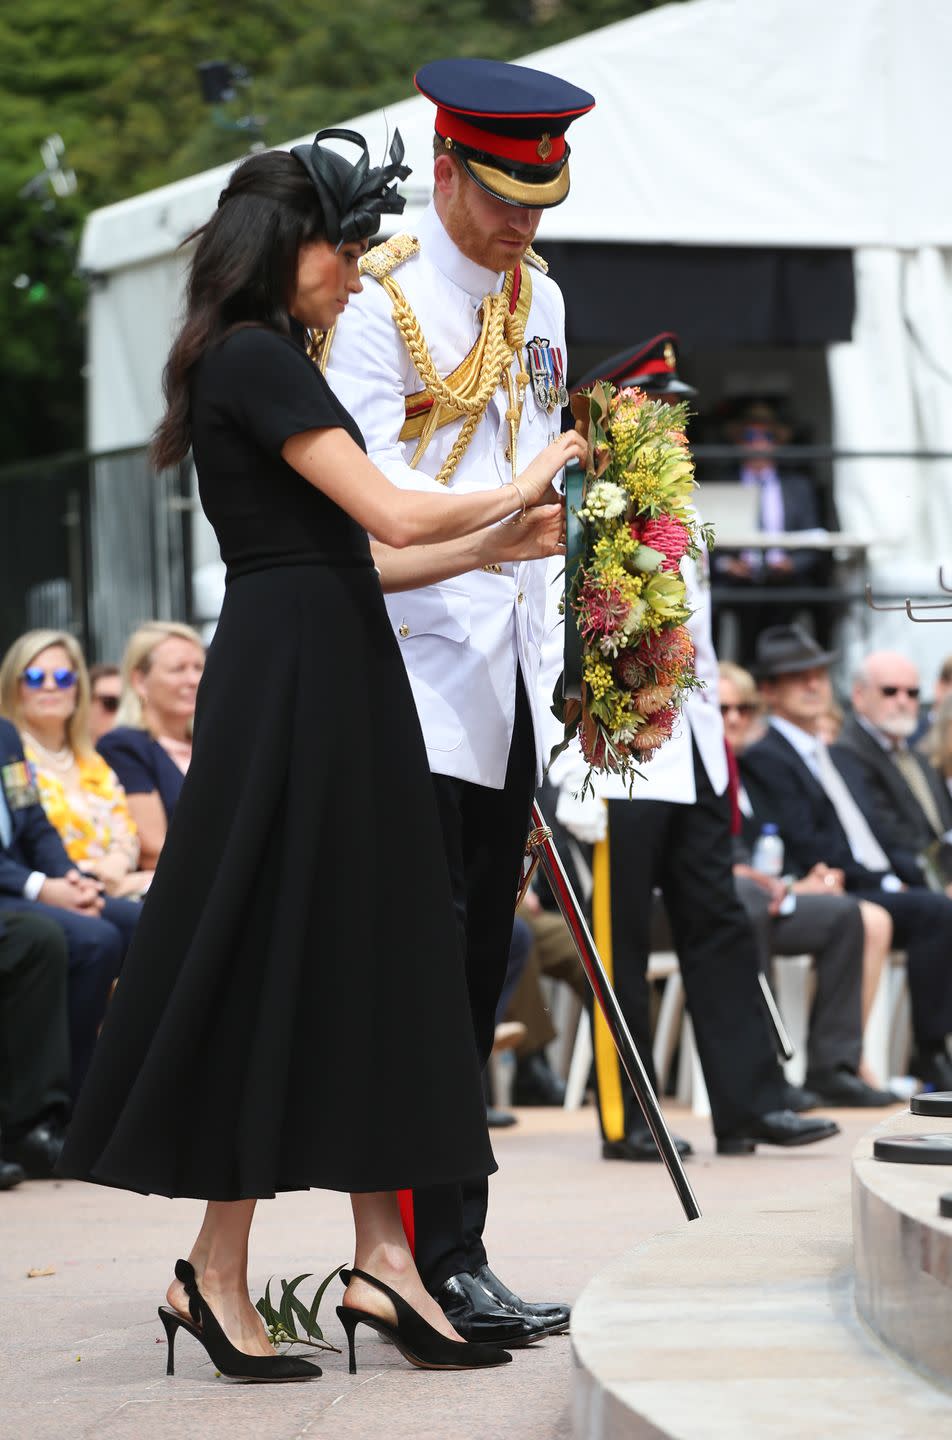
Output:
(0, 631), (152, 900)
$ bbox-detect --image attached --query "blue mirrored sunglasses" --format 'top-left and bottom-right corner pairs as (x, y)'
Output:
(21, 666), (77, 689)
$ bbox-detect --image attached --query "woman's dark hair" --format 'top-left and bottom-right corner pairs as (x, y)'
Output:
(151, 151), (327, 470)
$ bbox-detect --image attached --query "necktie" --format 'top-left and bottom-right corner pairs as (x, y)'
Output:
(812, 741), (891, 871)
(892, 747), (944, 837)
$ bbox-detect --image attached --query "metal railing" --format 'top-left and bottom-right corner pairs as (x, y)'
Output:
(0, 445), (192, 663)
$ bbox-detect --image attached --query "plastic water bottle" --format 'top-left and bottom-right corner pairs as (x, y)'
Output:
(751, 823), (785, 877)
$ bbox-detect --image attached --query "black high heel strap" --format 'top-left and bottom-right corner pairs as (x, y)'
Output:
(342, 1267), (412, 1319)
(174, 1258), (202, 1326)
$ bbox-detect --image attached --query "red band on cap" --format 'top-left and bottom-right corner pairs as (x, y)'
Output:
(621, 359), (672, 380)
(436, 108), (566, 167)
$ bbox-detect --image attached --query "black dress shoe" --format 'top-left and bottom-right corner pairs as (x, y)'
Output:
(602, 1126), (693, 1162)
(472, 1265), (571, 1335)
(0, 1158), (25, 1191)
(486, 1107), (518, 1128)
(3, 1124), (63, 1179)
(781, 1082), (821, 1113)
(435, 1273), (545, 1347)
(513, 1052), (567, 1107)
(805, 1067), (896, 1107)
(911, 1051), (952, 1092)
(716, 1110), (840, 1154)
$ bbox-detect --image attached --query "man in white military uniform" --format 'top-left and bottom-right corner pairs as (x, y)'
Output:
(552, 340), (840, 1159)
(326, 58), (593, 1344)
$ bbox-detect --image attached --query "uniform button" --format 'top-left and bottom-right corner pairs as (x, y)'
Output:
(517, 592), (525, 605)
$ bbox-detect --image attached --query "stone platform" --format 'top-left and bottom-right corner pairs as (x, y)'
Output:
(853, 1107), (952, 1389)
(573, 1110), (952, 1439)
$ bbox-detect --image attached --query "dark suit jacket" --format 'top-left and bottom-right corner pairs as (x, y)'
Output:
(0, 717), (72, 896)
(719, 467), (825, 580)
(739, 723), (897, 891)
(835, 715), (952, 884)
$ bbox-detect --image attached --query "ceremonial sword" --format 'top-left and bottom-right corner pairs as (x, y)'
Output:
(519, 803), (701, 1222)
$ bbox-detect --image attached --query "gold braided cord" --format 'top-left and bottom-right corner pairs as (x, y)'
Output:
(381, 267), (532, 486)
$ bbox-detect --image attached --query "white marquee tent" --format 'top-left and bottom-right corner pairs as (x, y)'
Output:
(80, 0), (952, 664)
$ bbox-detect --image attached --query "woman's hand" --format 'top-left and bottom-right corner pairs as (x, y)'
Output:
(516, 431), (588, 507)
(486, 503), (566, 565)
(80, 853), (131, 897)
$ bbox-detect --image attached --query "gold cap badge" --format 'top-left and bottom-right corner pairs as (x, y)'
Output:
(537, 132), (552, 160)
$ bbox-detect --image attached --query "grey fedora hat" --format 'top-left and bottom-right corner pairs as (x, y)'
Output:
(753, 624), (838, 678)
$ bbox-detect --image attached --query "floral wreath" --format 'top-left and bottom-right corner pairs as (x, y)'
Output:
(553, 382), (711, 794)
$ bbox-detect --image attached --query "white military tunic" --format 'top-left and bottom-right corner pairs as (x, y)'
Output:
(326, 203), (567, 789)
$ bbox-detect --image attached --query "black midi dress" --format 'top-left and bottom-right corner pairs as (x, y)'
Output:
(60, 325), (495, 1201)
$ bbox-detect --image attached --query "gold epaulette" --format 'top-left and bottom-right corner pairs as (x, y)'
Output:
(524, 245), (549, 274)
(359, 233), (419, 281)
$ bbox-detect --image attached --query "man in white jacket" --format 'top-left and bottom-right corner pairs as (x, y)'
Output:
(552, 344), (839, 1158)
(326, 58), (593, 1343)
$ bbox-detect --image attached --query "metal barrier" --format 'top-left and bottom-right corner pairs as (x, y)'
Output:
(0, 446), (192, 663)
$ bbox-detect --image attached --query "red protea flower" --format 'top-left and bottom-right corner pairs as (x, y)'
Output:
(632, 515), (691, 572)
(580, 723), (608, 769)
(632, 708), (677, 753)
(633, 683), (675, 717)
(578, 579), (629, 639)
(638, 625), (695, 682)
(615, 648), (647, 690)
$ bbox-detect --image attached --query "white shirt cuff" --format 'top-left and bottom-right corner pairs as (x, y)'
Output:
(23, 872), (46, 902)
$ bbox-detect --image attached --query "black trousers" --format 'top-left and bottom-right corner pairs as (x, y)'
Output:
(412, 675), (537, 1293)
(852, 888), (952, 1051)
(0, 911), (70, 1140)
(597, 742), (785, 1141)
(735, 878), (864, 1074)
(0, 895), (137, 1097)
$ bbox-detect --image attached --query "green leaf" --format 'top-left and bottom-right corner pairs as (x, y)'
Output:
(277, 1273), (311, 1341)
(308, 1263), (345, 1338)
(257, 1276), (278, 1330)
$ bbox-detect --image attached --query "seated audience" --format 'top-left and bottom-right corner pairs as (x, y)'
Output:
(0, 631), (151, 899)
(740, 624), (952, 1091)
(505, 889), (588, 1106)
(0, 716), (137, 1097)
(98, 622), (205, 870)
(923, 695), (952, 802)
(718, 660), (767, 751)
(837, 651), (952, 895)
(721, 660), (893, 1102)
(0, 911), (71, 1181)
(87, 663), (122, 744)
(712, 399), (828, 663)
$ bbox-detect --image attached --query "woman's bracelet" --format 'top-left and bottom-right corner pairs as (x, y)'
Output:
(509, 479), (528, 519)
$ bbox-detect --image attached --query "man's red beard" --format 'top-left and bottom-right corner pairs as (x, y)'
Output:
(441, 181), (539, 273)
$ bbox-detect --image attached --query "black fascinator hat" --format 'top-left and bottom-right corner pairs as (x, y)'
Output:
(290, 128), (410, 245)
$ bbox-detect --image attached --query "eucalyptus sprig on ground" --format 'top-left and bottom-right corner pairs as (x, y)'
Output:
(255, 1265), (345, 1353)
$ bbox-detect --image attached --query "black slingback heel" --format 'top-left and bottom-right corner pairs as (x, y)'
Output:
(336, 1267), (512, 1372)
(157, 1259), (321, 1382)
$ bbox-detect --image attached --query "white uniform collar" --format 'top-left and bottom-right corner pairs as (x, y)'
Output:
(417, 203), (504, 303)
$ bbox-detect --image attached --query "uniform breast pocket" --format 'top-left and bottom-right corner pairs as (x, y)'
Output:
(391, 588), (472, 752)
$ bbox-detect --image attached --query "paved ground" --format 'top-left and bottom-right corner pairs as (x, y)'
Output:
(0, 1101), (897, 1440)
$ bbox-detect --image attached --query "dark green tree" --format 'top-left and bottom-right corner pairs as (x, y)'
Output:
(0, 0), (685, 462)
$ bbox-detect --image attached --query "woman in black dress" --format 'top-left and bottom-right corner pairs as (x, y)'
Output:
(60, 130), (583, 1381)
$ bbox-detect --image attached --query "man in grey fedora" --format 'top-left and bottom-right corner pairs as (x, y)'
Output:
(741, 625), (952, 1089)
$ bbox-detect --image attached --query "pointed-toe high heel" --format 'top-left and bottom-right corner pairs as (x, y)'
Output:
(336, 1267), (512, 1373)
(158, 1259), (321, 1382)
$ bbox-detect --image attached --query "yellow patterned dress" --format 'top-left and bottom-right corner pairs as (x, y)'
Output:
(24, 745), (139, 872)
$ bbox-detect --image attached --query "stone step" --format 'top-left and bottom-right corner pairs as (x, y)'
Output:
(573, 1119), (952, 1438)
